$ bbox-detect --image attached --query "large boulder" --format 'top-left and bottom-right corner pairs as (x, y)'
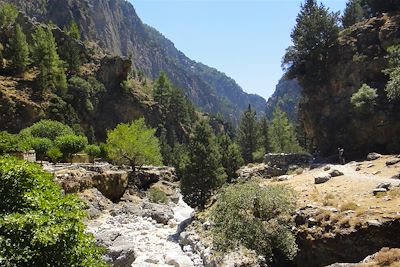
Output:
(314, 173), (332, 184)
(92, 171), (128, 201)
(141, 202), (174, 225)
(367, 152), (382, 161)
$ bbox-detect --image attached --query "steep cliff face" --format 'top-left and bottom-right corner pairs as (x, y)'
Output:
(266, 79), (302, 122)
(300, 13), (400, 157)
(1, 0), (266, 124)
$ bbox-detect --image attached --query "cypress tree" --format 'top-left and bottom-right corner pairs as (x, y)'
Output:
(237, 105), (258, 163)
(219, 133), (244, 182)
(32, 26), (67, 94)
(258, 116), (269, 155)
(8, 24), (29, 74)
(181, 119), (226, 209)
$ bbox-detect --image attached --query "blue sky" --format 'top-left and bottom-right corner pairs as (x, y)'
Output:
(131, 0), (347, 100)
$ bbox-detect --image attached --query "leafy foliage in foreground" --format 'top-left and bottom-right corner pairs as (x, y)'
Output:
(0, 157), (107, 267)
(211, 182), (297, 264)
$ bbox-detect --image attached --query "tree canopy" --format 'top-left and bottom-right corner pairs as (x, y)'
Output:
(237, 105), (258, 163)
(106, 118), (162, 170)
(181, 119), (226, 209)
(268, 107), (303, 153)
(283, 0), (340, 87)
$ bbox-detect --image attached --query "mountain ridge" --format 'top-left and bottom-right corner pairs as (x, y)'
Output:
(0, 0), (266, 124)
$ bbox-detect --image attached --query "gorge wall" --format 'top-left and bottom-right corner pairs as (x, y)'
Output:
(300, 13), (400, 157)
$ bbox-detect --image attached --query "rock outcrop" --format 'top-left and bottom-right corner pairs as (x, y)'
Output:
(300, 13), (400, 157)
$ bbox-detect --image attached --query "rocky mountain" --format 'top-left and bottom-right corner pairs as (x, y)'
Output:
(299, 13), (400, 157)
(0, 0), (266, 124)
(266, 79), (302, 122)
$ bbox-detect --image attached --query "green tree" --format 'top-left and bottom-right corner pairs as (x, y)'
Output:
(350, 83), (378, 114)
(211, 183), (297, 264)
(342, 0), (364, 28)
(219, 134), (244, 182)
(237, 105), (258, 163)
(268, 107), (303, 153)
(258, 116), (270, 154)
(361, 0), (400, 17)
(181, 119), (226, 209)
(8, 24), (29, 74)
(20, 120), (74, 140)
(0, 3), (18, 29)
(55, 134), (88, 160)
(32, 26), (67, 94)
(283, 0), (340, 87)
(106, 118), (162, 171)
(0, 157), (107, 266)
(63, 21), (81, 73)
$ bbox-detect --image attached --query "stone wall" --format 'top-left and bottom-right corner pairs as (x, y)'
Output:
(264, 153), (312, 171)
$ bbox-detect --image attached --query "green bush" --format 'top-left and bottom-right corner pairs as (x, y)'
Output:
(148, 188), (168, 204)
(0, 157), (107, 266)
(350, 84), (378, 114)
(211, 182), (297, 263)
(0, 131), (30, 154)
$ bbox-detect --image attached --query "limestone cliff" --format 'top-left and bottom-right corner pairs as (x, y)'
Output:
(0, 0), (266, 124)
(300, 13), (400, 157)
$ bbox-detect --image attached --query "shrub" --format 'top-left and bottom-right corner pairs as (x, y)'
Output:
(211, 182), (297, 263)
(385, 68), (400, 101)
(350, 84), (378, 114)
(340, 201), (358, 211)
(0, 131), (30, 154)
(0, 157), (107, 266)
(148, 188), (168, 204)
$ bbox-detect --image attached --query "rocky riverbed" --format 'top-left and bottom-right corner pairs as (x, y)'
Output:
(44, 162), (205, 267)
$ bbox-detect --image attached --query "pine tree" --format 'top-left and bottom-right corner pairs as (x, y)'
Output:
(258, 116), (269, 155)
(361, 0), (400, 17)
(181, 119), (226, 209)
(283, 0), (340, 87)
(63, 21), (81, 73)
(268, 107), (303, 153)
(237, 105), (258, 163)
(219, 133), (244, 182)
(342, 0), (364, 28)
(8, 24), (29, 74)
(32, 26), (67, 94)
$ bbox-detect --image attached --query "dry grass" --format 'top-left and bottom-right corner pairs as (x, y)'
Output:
(389, 188), (400, 199)
(323, 193), (338, 207)
(363, 248), (400, 267)
(340, 201), (359, 211)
